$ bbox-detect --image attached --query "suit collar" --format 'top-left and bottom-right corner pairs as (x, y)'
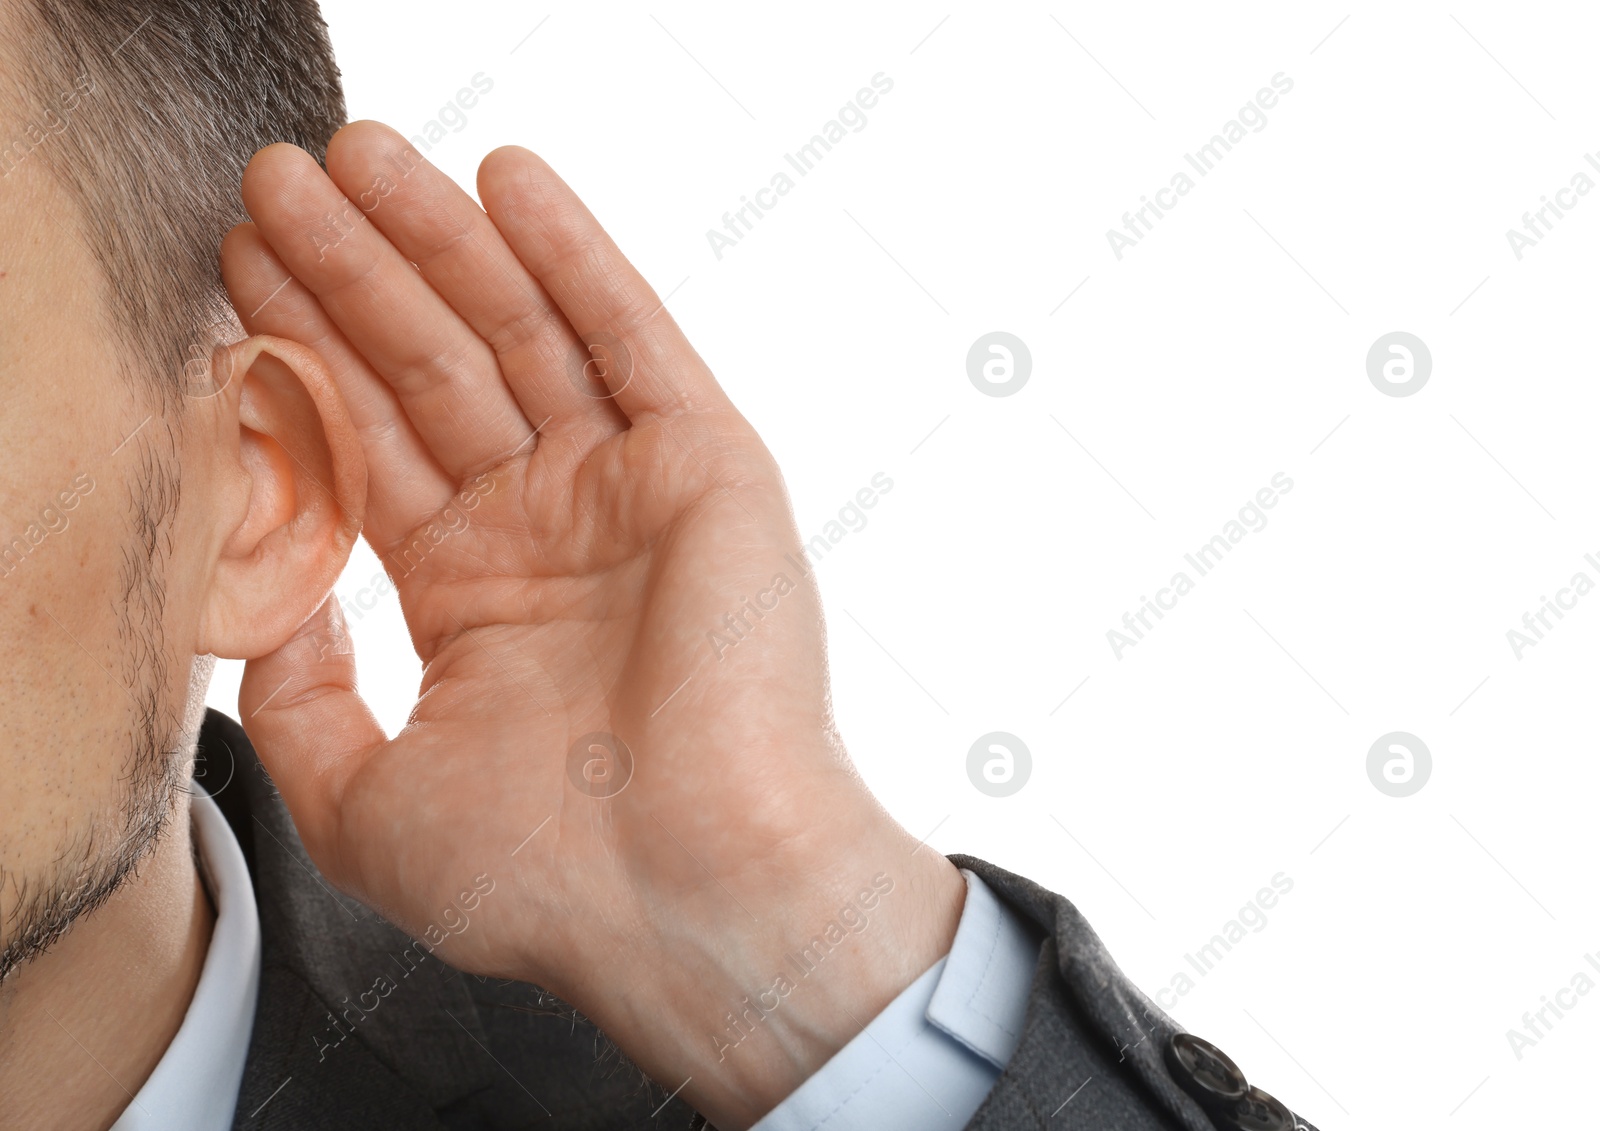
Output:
(194, 709), (495, 1126)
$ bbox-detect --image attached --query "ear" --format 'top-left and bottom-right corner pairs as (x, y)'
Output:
(195, 334), (366, 660)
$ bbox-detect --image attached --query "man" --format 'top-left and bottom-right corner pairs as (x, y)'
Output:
(0, 2), (1318, 1128)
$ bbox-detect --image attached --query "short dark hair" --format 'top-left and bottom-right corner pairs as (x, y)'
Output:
(5, 0), (347, 408)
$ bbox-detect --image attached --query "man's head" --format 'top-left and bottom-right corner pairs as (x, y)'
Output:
(0, 0), (365, 982)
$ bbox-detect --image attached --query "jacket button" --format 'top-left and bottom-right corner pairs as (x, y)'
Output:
(1164, 1032), (1248, 1106)
(1222, 1085), (1294, 1131)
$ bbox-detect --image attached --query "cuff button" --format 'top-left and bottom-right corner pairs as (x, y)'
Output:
(1164, 1032), (1249, 1106)
(1223, 1084), (1295, 1131)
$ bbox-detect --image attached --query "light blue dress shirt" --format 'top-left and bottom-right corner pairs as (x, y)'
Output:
(753, 868), (1044, 1130)
(114, 795), (1041, 1131)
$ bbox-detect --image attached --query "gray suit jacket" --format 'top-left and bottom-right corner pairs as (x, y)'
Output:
(194, 710), (1319, 1130)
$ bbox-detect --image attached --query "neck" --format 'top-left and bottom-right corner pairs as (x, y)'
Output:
(0, 794), (214, 1131)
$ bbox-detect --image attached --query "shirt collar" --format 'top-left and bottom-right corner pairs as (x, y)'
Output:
(112, 785), (261, 1131)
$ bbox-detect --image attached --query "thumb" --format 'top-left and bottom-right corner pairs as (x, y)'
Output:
(238, 593), (386, 884)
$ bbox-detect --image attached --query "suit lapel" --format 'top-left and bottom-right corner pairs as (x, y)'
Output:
(194, 709), (496, 1129)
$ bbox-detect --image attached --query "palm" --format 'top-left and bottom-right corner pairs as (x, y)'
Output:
(223, 126), (853, 991)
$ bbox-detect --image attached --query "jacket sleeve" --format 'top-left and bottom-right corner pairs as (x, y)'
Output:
(948, 854), (1321, 1131)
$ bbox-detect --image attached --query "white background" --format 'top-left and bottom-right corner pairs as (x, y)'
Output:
(206, 3), (1600, 1126)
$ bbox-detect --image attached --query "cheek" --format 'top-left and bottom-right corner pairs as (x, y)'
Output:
(0, 470), (124, 660)
(0, 448), (193, 771)
(0, 490), (157, 921)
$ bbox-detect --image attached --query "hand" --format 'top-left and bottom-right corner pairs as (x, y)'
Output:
(220, 121), (965, 1129)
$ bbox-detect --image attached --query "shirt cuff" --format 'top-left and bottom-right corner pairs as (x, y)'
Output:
(751, 868), (1043, 1131)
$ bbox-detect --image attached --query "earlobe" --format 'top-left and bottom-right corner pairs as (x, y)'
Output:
(196, 335), (367, 660)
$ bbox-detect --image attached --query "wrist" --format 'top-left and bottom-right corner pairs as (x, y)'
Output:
(571, 804), (966, 1129)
